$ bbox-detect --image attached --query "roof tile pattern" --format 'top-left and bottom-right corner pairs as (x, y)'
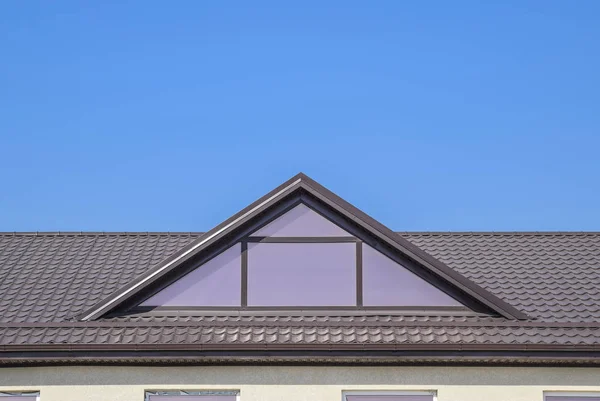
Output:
(0, 232), (599, 350)
(401, 233), (600, 322)
(0, 233), (200, 323)
(1, 232), (600, 323)
(0, 323), (598, 347)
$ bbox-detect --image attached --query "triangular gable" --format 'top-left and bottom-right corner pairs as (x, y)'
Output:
(139, 204), (462, 308)
(79, 173), (527, 320)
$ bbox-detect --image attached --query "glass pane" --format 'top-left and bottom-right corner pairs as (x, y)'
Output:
(141, 244), (241, 307)
(251, 203), (350, 237)
(362, 244), (462, 307)
(546, 398), (600, 401)
(0, 398), (38, 401)
(248, 243), (356, 306)
(149, 397), (237, 401)
(346, 396), (433, 401)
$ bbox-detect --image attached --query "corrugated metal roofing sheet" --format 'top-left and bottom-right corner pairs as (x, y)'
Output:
(1, 232), (599, 349)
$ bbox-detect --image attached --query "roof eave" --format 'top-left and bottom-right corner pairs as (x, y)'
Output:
(2, 349), (600, 367)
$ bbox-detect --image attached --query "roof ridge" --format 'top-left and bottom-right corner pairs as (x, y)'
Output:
(0, 231), (600, 236)
(0, 232), (205, 236)
(2, 231), (599, 237)
(398, 231), (600, 235)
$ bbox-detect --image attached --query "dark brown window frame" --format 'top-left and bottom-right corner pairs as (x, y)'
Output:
(118, 195), (485, 316)
(0, 392), (40, 400)
(144, 390), (240, 401)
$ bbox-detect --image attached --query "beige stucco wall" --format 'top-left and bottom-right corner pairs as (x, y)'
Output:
(0, 365), (599, 401)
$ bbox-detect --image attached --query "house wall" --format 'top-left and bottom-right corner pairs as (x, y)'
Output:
(0, 365), (599, 401)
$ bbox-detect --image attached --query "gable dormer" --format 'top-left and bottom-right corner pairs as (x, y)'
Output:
(139, 202), (463, 309)
(79, 174), (527, 320)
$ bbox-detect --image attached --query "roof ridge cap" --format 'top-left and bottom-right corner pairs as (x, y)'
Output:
(0, 231), (205, 236)
(398, 231), (600, 235)
(3, 231), (598, 236)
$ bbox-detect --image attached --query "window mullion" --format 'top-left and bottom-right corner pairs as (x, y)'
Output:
(241, 241), (248, 307)
(356, 240), (363, 307)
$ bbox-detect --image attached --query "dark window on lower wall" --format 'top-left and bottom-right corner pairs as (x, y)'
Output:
(0, 393), (39, 401)
(545, 394), (600, 401)
(343, 391), (435, 401)
(145, 391), (239, 401)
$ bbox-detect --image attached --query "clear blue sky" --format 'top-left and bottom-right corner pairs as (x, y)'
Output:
(1, 1), (599, 232)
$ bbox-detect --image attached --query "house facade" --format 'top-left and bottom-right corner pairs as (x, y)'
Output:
(1, 173), (599, 401)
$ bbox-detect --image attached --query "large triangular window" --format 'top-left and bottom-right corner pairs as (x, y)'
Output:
(141, 203), (462, 309)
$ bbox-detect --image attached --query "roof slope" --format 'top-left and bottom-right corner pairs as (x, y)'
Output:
(405, 232), (600, 323)
(0, 233), (200, 323)
(1, 231), (600, 365)
(0, 232), (598, 323)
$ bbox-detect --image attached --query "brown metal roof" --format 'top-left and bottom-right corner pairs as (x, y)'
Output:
(1, 322), (600, 349)
(0, 231), (599, 365)
(0, 175), (598, 364)
(405, 232), (600, 323)
(0, 232), (200, 323)
(1, 231), (598, 324)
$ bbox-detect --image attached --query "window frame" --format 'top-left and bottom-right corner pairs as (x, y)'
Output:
(342, 390), (438, 401)
(133, 199), (473, 313)
(0, 393), (40, 401)
(545, 392), (600, 399)
(244, 236), (361, 308)
(144, 390), (240, 401)
(246, 240), (359, 307)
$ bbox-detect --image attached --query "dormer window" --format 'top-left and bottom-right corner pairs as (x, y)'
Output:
(140, 203), (462, 310)
(82, 173), (526, 321)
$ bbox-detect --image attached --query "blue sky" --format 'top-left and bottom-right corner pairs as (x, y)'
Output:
(1, 1), (599, 231)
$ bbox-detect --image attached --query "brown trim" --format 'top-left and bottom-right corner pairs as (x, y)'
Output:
(78, 175), (305, 321)
(3, 231), (598, 237)
(0, 232), (206, 237)
(113, 307), (482, 318)
(246, 236), (358, 243)
(364, 239), (479, 312)
(2, 342), (600, 353)
(297, 175), (529, 320)
(397, 231), (600, 236)
(3, 353), (600, 368)
(3, 318), (600, 328)
(118, 306), (476, 314)
(119, 200), (303, 313)
(356, 241), (363, 307)
(241, 198), (304, 236)
(241, 241), (248, 308)
(297, 195), (494, 315)
(128, 240), (241, 310)
(2, 354), (600, 368)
